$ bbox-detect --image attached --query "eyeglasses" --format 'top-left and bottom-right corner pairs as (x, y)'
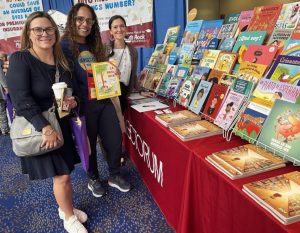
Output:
(75, 16), (95, 26)
(30, 27), (56, 36)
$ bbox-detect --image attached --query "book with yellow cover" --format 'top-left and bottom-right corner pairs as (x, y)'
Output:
(169, 120), (222, 141)
(91, 62), (121, 100)
(243, 171), (300, 224)
(155, 110), (201, 127)
(206, 144), (286, 179)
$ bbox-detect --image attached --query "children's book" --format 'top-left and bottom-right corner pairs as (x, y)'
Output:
(282, 39), (300, 57)
(236, 62), (267, 84)
(266, 55), (300, 86)
(292, 21), (300, 39)
(155, 109), (201, 127)
(207, 69), (226, 84)
(206, 144), (286, 179)
(189, 80), (213, 114)
(257, 99), (300, 163)
(163, 25), (180, 44)
(218, 38), (236, 52)
(202, 84), (228, 121)
(166, 64), (178, 76)
(242, 44), (278, 67)
(165, 76), (184, 99)
(199, 49), (221, 69)
(191, 66), (210, 81)
(174, 65), (190, 78)
(156, 73), (173, 97)
(164, 42), (177, 55)
(238, 10), (254, 33)
(214, 52), (238, 73)
(169, 120), (222, 141)
(152, 44), (166, 56)
(232, 31), (267, 53)
(247, 4), (283, 42)
(220, 74), (237, 87)
(143, 72), (162, 91)
(275, 2), (300, 30)
(243, 171), (300, 225)
(181, 20), (203, 44)
(178, 43), (195, 65)
(217, 23), (238, 40)
(91, 62), (121, 100)
(225, 13), (240, 24)
(177, 75), (201, 107)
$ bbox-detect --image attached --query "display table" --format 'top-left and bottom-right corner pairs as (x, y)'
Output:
(124, 106), (300, 233)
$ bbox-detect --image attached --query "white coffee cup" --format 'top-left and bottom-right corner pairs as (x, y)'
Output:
(52, 82), (67, 111)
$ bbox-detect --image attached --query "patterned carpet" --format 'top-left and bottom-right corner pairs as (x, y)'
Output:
(0, 135), (174, 233)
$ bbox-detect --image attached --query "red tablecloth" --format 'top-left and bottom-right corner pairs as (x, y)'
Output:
(125, 106), (300, 233)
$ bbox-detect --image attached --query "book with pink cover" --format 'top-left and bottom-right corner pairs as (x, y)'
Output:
(238, 10), (254, 32)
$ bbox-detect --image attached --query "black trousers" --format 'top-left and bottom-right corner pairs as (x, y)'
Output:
(119, 82), (129, 114)
(82, 99), (122, 179)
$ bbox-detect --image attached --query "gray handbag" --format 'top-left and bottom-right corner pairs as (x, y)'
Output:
(10, 107), (64, 157)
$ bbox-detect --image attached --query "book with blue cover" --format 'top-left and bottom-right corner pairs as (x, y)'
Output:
(181, 20), (203, 44)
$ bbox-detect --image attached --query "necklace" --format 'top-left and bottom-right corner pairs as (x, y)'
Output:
(117, 45), (126, 68)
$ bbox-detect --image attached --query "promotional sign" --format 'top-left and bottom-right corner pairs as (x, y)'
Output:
(0, 0), (43, 53)
(74, 0), (153, 48)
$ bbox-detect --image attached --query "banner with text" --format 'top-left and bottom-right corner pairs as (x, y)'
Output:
(0, 0), (43, 53)
(74, 0), (153, 48)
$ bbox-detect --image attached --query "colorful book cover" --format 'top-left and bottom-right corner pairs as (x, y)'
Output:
(217, 23), (238, 40)
(181, 20), (203, 44)
(266, 55), (300, 86)
(155, 109), (201, 127)
(243, 44), (278, 66)
(214, 52), (238, 73)
(155, 64), (167, 73)
(282, 39), (300, 57)
(220, 74), (237, 87)
(177, 75), (201, 107)
(164, 42), (177, 55)
(91, 62), (121, 100)
(191, 66), (210, 80)
(257, 100), (300, 162)
(192, 19), (224, 63)
(247, 4), (283, 42)
(152, 44), (166, 56)
(165, 76), (184, 99)
(168, 46), (180, 65)
(226, 13), (240, 24)
(236, 62), (267, 84)
(139, 67), (151, 87)
(163, 25), (180, 44)
(156, 73), (173, 97)
(189, 80), (213, 114)
(166, 64), (178, 76)
(199, 49), (221, 69)
(292, 21), (300, 39)
(214, 90), (246, 130)
(178, 43), (195, 65)
(202, 84), (228, 121)
(207, 69), (226, 84)
(267, 29), (292, 57)
(232, 31), (267, 53)
(218, 38), (236, 52)
(275, 2), (300, 30)
(231, 78), (253, 96)
(243, 171), (300, 224)
(238, 10), (254, 32)
(175, 65), (190, 78)
(143, 72), (162, 91)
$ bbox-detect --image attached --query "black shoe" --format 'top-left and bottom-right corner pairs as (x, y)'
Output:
(88, 179), (106, 197)
(108, 175), (131, 192)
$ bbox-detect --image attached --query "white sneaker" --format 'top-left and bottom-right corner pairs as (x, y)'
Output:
(64, 215), (88, 233)
(59, 208), (88, 223)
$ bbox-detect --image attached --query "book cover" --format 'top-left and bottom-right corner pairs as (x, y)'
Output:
(217, 23), (238, 40)
(292, 21), (300, 39)
(91, 62), (121, 100)
(156, 73), (173, 97)
(207, 69), (226, 84)
(236, 62), (267, 84)
(199, 49), (221, 69)
(267, 29), (292, 57)
(202, 84), (228, 121)
(232, 31), (267, 53)
(165, 76), (184, 99)
(243, 44), (278, 66)
(247, 4), (283, 42)
(191, 66), (211, 81)
(163, 25), (180, 44)
(168, 46), (180, 65)
(152, 44), (166, 56)
(175, 65), (190, 78)
(243, 171), (300, 224)
(210, 144), (286, 178)
(155, 109), (201, 127)
(275, 2), (300, 30)
(181, 20), (203, 44)
(214, 90), (246, 130)
(220, 74), (237, 87)
(231, 78), (254, 96)
(218, 38), (236, 52)
(177, 75), (201, 107)
(214, 52), (238, 73)
(164, 42), (177, 55)
(225, 13), (240, 24)
(238, 10), (254, 32)
(143, 72), (162, 91)
(189, 80), (213, 114)
(266, 55), (300, 85)
(282, 39), (300, 57)
(257, 100), (300, 163)
(178, 43), (195, 65)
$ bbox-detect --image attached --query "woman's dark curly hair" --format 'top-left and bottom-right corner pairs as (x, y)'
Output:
(61, 3), (106, 62)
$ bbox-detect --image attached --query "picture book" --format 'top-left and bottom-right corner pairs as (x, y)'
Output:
(156, 73), (173, 97)
(238, 10), (254, 33)
(189, 80), (213, 114)
(202, 84), (228, 121)
(220, 74), (237, 87)
(207, 69), (226, 84)
(165, 76), (184, 99)
(174, 65), (190, 78)
(148, 53), (166, 66)
(217, 23), (238, 40)
(155, 109), (201, 127)
(266, 55), (300, 86)
(155, 64), (167, 73)
(163, 25), (180, 44)
(207, 144), (286, 179)
(218, 38), (236, 52)
(192, 20), (224, 63)
(243, 171), (300, 225)
(243, 44), (278, 67)
(164, 42), (177, 55)
(232, 31), (267, 54)
(282, 39), (300, 57)
(166, 64), (178, 76)
(225, 13), (240, 24)
(236, 62), (267, 84)
(177, 75), (201, 107)
(247, 4), (283, 42)
(168, 46), (180, 65)
(292, 21), (300, 39)
(267, 29), (292, 57)
(275, 2), (300, 30)
(257, 100), (300, 163)
(178, 43), (195, 65)
(231, 78), (254, 96)
(199, 49), (221, 69)
(169, 120), (222, 141)
(152, 44), (166, 57)
(143, 72), (162, 91)
(191, 66), (210, 81)
(181, 20), (203, 44)
(214, 90), (246, 130)
(139, 67), (152, 88)
(91, 62), (121, 100)
(214, 52), (238, 73)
